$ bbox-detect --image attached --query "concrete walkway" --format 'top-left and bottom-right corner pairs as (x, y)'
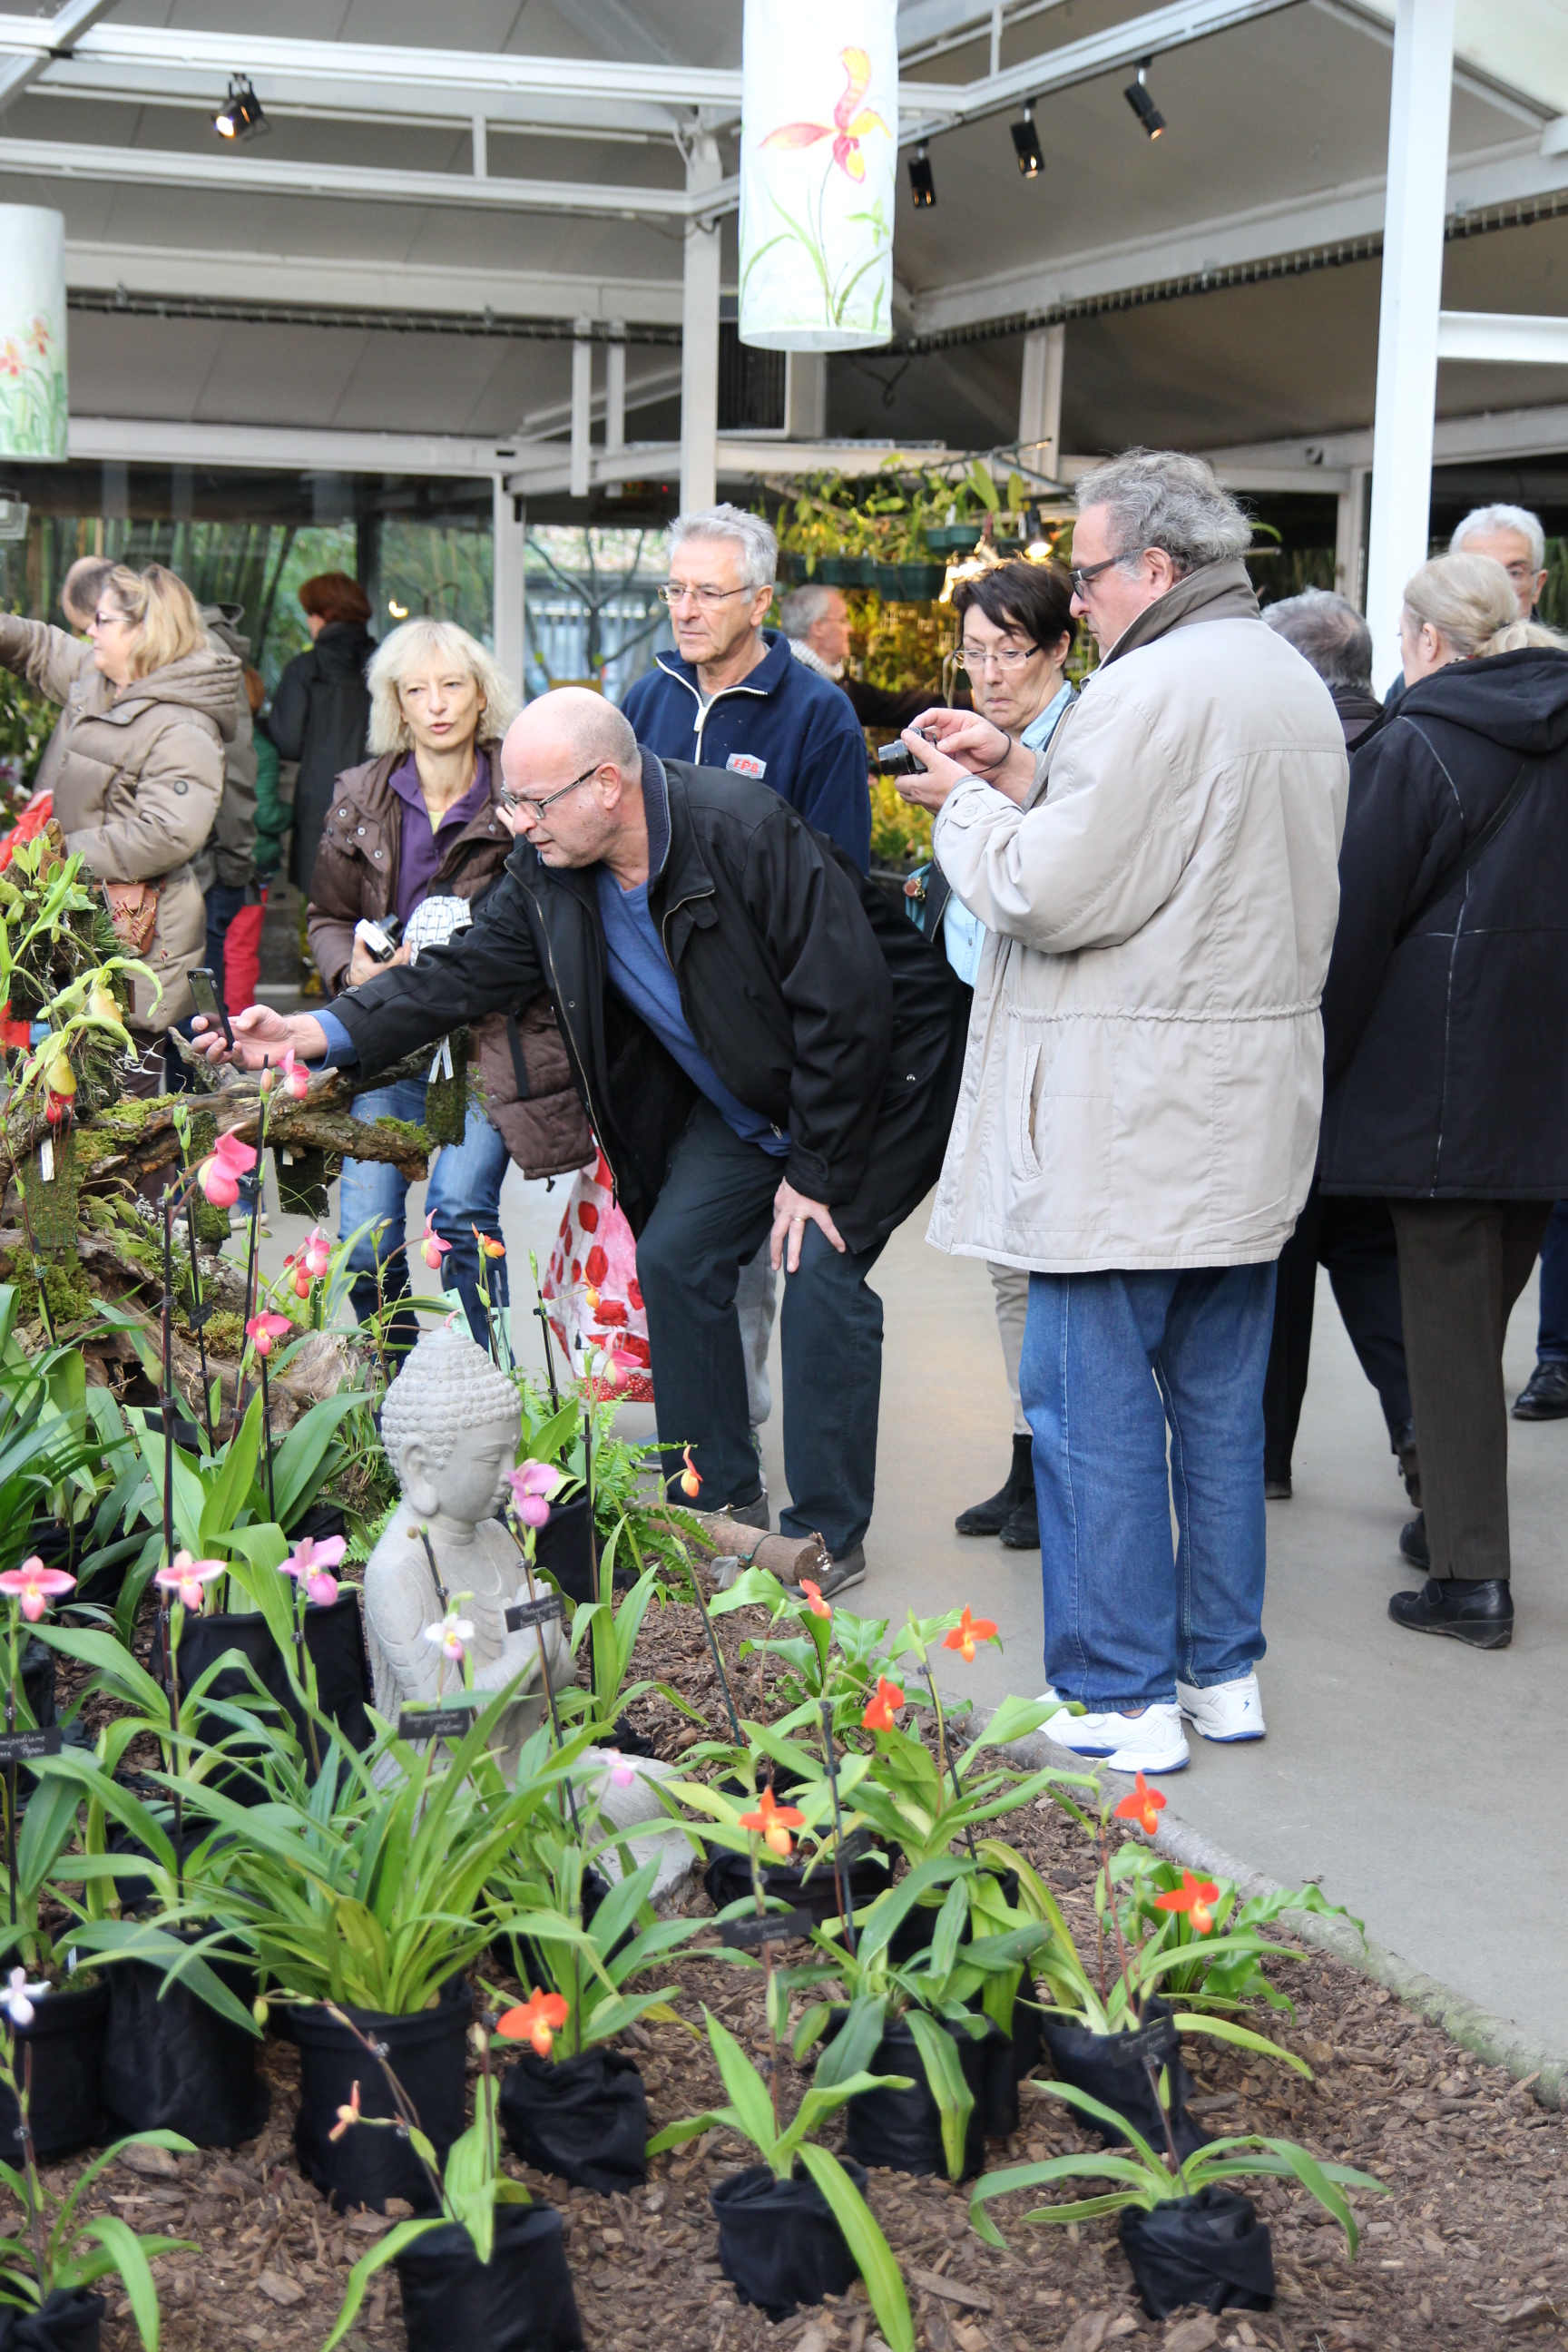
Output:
(253, 1154), (1568, 2055)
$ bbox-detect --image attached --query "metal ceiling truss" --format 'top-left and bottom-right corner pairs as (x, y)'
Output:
(67, 289), (686, 346)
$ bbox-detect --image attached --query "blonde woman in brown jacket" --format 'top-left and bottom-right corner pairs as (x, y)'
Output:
(0, 564), (239, 1075)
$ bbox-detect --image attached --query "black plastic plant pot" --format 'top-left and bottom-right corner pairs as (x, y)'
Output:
(498, 2046), (647, 2194)
(1119, 2186), (1276, 2319)
(842, 2015), (1000, 2180)
(0, 1978), (107, 2162)
(975, 1970), (1043, 2141)
(1040, 1996), (1208, 2160)
(395, 2200), (584, 2352)
(291, 1984), (472, 2213)
(710, 2158), (869, 2319)
(0, 2287), (109, 2349)
(101, 1941), (267, 2148)
(884, 1865), (1021, 1967)
(707, 1766), (887, 1927)
(532, 1494), (596, 1606)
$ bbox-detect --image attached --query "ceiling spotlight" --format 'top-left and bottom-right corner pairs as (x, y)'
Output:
(908, 142), (936, 208)
(212, 75), (269, 142)
(1123, 59), (1166, 139)
(1010, 103), (1043, 179)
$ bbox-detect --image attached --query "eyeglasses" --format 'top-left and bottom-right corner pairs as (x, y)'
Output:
(1067, 552), (1132, 597)
(957, 642), (1042, 674)
(1501, 561), (1541, 583)
(501, 763), (604, 820)
(657, 582), (752, 609)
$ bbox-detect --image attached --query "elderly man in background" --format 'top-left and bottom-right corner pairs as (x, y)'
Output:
(626, 506), (874, 1521)
(1258, 589), (1416, 1509)
(899, 450), (1348, 1775)
(779, 581), (944, 735)
(1450, 503), (1548, 622)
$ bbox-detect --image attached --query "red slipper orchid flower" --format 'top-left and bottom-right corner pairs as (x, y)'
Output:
(798, 1577), (831, 1620)
(0, 1556), (75, 1623)
(472, 1225), (505, 1261)
(679, 1445), (701, 1499)
(1154, 1871), (1222, 1936)
(1112, 1770), (1167, 1838)
(497, 1988), (570, 2058)
(328, 2080), (362, 2141)
(942, 1605), (998, 1663)
(860, 1674), (906, 1733)
(739, 1784), (806, 1859)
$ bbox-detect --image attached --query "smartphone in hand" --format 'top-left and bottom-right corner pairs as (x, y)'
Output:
(188, 965), (234, 1050)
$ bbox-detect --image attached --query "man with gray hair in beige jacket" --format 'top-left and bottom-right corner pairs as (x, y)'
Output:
(897, 450), (1348, 1776)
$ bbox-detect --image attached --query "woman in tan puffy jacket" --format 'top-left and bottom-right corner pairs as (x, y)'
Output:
(0, 564), (239, 1076)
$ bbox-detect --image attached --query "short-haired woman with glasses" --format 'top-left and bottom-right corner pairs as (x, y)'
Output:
(309, 617), (589, 1350)
(907, 558), (1078, 1550)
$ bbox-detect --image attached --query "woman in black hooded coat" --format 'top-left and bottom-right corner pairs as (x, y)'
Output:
(1319, 554), (1568, 1651)
(268, 571), (375, 894)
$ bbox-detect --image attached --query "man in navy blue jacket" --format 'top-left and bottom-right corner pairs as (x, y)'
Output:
(623, 504), (872, 873)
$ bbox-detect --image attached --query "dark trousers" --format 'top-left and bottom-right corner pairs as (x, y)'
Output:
(1390, 1199), (1551, 1583)
(1534, 1200), (1568, 1362)
(634, 1099), (885, 1557)
(1263, 1181), (1412, 1481)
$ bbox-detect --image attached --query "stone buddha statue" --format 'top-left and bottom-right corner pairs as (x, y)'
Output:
(364, 1326), (570, 1759)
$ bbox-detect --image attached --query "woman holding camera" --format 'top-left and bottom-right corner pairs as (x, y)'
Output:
(906, 558), (1077, 1550)
(308, 616), (588, 1350)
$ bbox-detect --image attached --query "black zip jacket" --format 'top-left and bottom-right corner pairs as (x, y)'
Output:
(1319, 646), (1568, 1199)
(330, 752), (968, 1250)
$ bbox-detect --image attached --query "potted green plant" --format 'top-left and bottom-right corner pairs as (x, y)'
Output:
(967, 2081), (1386, 2321)
(648, 2009), (915, 2347)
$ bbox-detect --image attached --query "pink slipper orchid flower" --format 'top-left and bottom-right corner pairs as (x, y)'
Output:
(245, 1312), (293, 1358)
(418, 1213), (451, 1271)
(197, 1129), (257, 1208)
(282, 1533), (348, 1608)
(279, 1048), (309, 1101)
(0, 1556), (75, 1623)
(155, 1552), (224, 1612)
(2, 1967), (47, 2027)
(302, 1225), (331, 1279)
(507, 1459), (563, 1529)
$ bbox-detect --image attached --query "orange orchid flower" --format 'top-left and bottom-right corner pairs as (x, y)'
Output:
(761, 46), (891, 183)
(860, 1674), (906, 1732)
(1154, 1871), (1221, 1936)
(496, 1987), (571, 2058)
(941, 1605), (998, 1663)
(739, 1783), (806, 1858)
(680, 1445), (702, 1499)
(798, 1577), (831, 1620)
(1112, 1770), (1167, 1838)
(328, 2080), (362, 2141)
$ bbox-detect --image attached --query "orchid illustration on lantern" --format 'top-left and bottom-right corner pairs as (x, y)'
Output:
(0, 210), (67, 461)
(739, 0), (896, 353)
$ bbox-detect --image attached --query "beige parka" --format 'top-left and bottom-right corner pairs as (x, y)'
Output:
(0, 616), (239, 1032)
(926, 561), (1349, 1274)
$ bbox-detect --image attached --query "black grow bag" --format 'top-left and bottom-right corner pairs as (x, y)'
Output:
(0, 2288), (107, 2350)
(0, 1979), (107, 2161)
(292, 1983), (471, 2213)
(842, 2014), (1000, 2180)
(710, 2159), (869, 2319)
(495, 1867), (616, 1989)
(706, 1767), (887, 1927)
(499, 2046), (647, 2194)
(531, 1494), (636, 1605)
(101, 1941), (266, 2147)
(884, 1865), (1021, 1967)
(160, 1594), (372, 1792)
(1041, 1997), (1208, 2160)
(975, 1972), (1043, 2141)
(1120, 2186), (1276, 2318)
(395, 2200), (583, 2352)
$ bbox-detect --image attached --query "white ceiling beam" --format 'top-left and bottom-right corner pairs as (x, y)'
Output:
(69, 415), (524, 476)
(0, 0), (117, 117)
(1436, 309), (1568, 365)
(910, 132), (1567, 335)
(63, 240), (683, 327)
(1202, 396), (1568, 474)
(505, 436), (951, 497)
(0, 135), (735, 222)
(1308, 0), (1555, 128)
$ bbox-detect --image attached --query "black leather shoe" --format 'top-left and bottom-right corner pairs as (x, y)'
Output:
(1388, 1576), (1514, 1649)
(999, 1491), (1039, 1550)
(1513, 1361), (1568, 1420)
(1399, 1514), (1428, 1569)
(956, 1433), (1033, 1536)
(1264, 1474), (1292, 1501)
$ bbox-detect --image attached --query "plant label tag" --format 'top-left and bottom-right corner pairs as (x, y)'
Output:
(397, 1704), (481, 1742)
(38, 1138), (53, 1182)
(0, 1727), (62, 1765)
(718, 1906), (815, 1949)
(505, 1594), (564, 1632)
(187, 1299), (215, 1330)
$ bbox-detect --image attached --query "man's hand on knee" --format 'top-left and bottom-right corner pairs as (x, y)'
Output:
(769, 1179), (846, 1274)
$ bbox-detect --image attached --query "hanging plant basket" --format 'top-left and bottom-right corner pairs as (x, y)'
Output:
(291, 1984), (471, 2213)
(817, 556), (877, 589)
(925, 524), (981, 554)
(1119, 2185), (1276, 2319)
(0, 1977), (108, 2162)
(710, 2159), (870, 2320)
(395, 2200), (584, 2352)
(498, 2046), (648, 2194)
(873, 563), (946, 603)
(270, 1142), (334, 1220)
(775, 552), (808, 584)
(19, 1126), (78, 1256)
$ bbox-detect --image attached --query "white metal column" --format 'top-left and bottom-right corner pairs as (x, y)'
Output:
(1336, 466), (1370, 609)
(1018, 324), (1065, 481)
(493, 478), (526, 700)
(1364, 0), (1455, 690)
(605, 320), (626, 453)
(680, 134), (722, 514)
(570, 320), (593, 501)
(785, 352), (828, 440)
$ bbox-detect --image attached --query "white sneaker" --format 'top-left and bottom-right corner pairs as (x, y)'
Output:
(1038, 1696), (1189, 1775)
(1176, 1671), (1266, 1744)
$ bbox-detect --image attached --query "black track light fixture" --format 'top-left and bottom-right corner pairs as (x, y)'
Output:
(1123, 58), (1166, 138)
(908, 142), (936, 208)
(213, 75), (269, 142)
(1010, 103), (1044, 179)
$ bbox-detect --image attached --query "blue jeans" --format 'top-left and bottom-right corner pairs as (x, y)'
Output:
(338, 1077), (509, 1350)
(1535, 1200), (1568, 1362)
(1020, 1261), (1276, 1710)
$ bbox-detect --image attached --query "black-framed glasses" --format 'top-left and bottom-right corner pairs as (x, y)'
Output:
(1068, 552), (1132, 596)
(957, 641), (1042, 674)
(501, 763), (603, 820)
